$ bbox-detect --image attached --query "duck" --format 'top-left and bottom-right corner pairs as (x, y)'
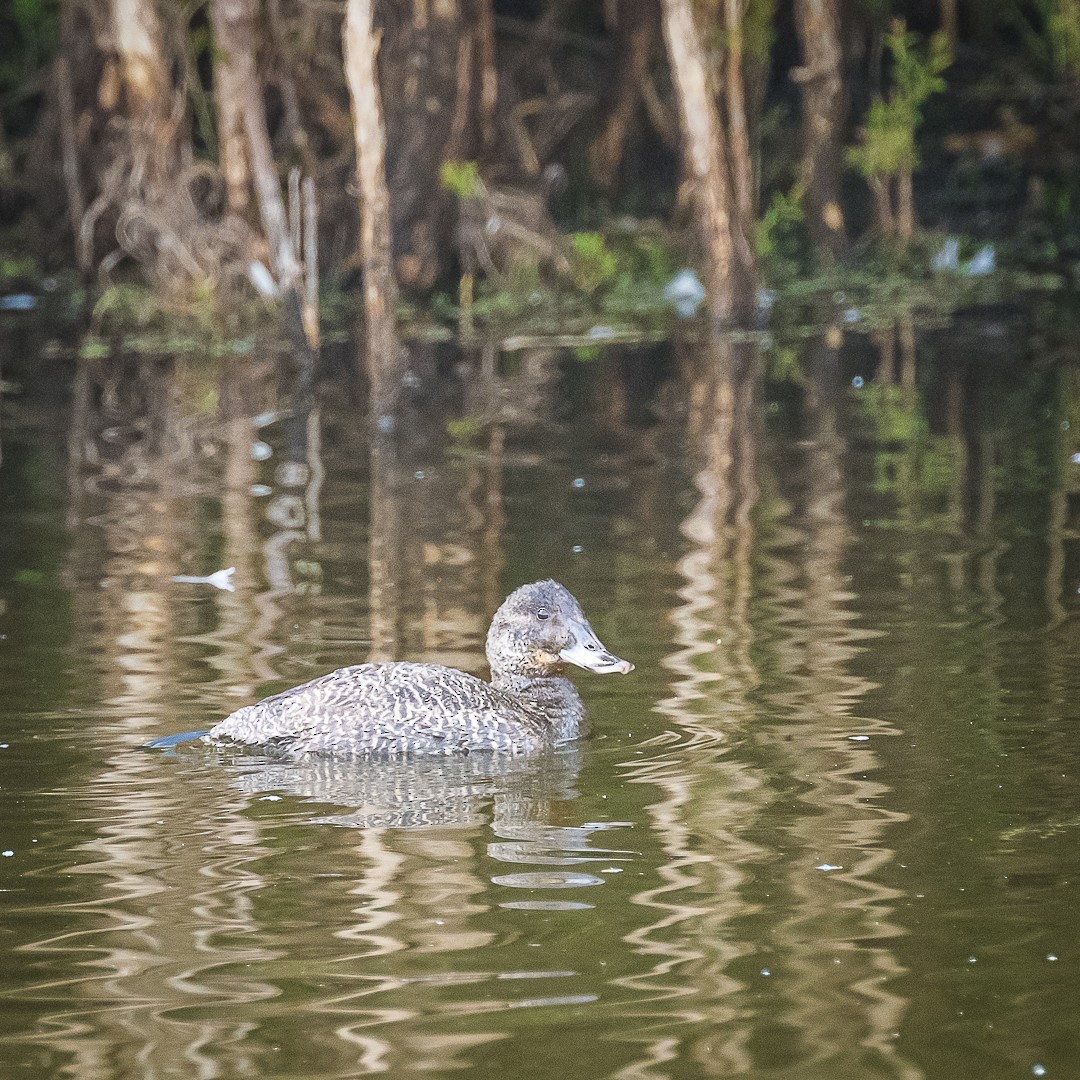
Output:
(203, 580), (633, 757)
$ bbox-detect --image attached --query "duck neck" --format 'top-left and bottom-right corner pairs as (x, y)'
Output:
(490, 669), (585, 743)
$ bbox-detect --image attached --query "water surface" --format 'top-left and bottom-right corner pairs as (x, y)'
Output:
(0, 326), (1078, 1079)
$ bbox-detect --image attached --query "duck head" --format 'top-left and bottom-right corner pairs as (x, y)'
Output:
(486, 579), (634, 683)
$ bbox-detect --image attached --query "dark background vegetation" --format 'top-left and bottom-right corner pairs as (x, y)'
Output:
(2, 0), (1080, 340)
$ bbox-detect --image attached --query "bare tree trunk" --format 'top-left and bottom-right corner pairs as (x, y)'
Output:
(589, 0), (659, 193)
(209, 0), (250, 218)
(344, 0), (400, 415)
(940, 0), (958, 57)
(380, 0), (484, 290)
(473, 0), (499, 153)
(110, 0), (170, 120)
(56, 56), (90, 274)
(723, 0), (757, 280)
(660, 0), (736, 322)
(212, 0), (302, 294)
(793, 0), (847, 262)
(896, 167), (915, 242)
(869, 174), (894, 237)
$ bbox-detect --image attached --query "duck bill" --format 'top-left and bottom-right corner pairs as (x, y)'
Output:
(559, 626), (634, 675)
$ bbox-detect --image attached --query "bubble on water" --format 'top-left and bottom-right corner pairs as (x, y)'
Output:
(1032, 1066), (1046, 1078)
(1047, 954), (1058, 962)
(852, 376), (864, 389)
(1071, 453), (1080, 464)
(250, 484), (272, 497)
(414, 470), (426, 480)
(251, 441), (273, 461)
(572, 545), (584, 554)
(760, 968), (771, 977)
(572, 477), (586, 489)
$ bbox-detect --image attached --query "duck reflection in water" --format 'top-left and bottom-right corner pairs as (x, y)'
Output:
(204, 580), (633, 757)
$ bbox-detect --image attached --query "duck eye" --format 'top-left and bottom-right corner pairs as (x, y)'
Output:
(535, 607), (551, 621)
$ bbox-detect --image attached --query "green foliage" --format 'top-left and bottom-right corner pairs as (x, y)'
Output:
(83, 280), (268, 356)
(0, 255), (38, 282)
(1, 0), (61, 92)
(440, 160), (484, 199)
(755, 187), (804, 268)
(569, 232), (618, 294)
(1046, 0), (1080, 80)
(846, 23), (950, 179)
(993, 0), (1080, 81)
(744, 0), (777, 63)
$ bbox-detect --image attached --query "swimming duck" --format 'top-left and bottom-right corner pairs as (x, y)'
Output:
(204, 580), (633, 756)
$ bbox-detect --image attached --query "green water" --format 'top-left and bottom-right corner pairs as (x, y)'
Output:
(0, 327), (1078, 1079)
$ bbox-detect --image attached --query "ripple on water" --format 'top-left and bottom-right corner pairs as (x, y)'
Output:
(491, 870), (606, 889)
(499, 900), (595, 911)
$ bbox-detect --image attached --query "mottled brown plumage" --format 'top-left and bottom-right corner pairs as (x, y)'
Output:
(205, 580), (632, 757)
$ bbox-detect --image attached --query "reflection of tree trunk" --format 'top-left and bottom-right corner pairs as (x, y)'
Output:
(589, 0), (658, 193)
(660, 0), (736, 322)
(793, 0), (846, 262)
(343, 0), (401, 414)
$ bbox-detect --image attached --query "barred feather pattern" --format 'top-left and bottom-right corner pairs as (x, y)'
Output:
(205, 662), (582, 757)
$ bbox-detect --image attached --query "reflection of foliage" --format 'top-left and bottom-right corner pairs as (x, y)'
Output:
(447, 415), (485, 447)
(854, 383), (961, 508)
(846, 24), (949, 179)
(768, 345), (804, 385)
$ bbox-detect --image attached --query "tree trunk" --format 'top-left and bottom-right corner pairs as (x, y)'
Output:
(896, 167), (915, 242)
(380, 0), (488, 290)
(660, 0), (736, 322)
(344, 0), (400, 414)
(589, 0), (659, 193)
(212, 0), (302, 295)
(723, 0), (757, 282)
(209, 0), (250, 218)
(868, 174), (894, 237)
(940, 0), (958, 57)
(793, 0), (847, 263)
(110, 0), (170, 122)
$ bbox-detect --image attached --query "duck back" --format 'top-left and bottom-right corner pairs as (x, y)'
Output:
(206, 662), (559, 756)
